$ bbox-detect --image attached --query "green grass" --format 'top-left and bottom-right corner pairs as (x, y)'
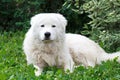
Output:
(0, 31), (120, 80)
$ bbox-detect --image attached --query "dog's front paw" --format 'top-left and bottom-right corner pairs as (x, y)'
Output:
(34, 65), (43, 76)
(35, 70), (42, 76)
(64, 61), (74, 73)
(64, 66), (74, 73)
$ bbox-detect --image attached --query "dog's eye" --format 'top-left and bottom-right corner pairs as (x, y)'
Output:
(52, 25), (56, 28)
(41, 25), (44, 27)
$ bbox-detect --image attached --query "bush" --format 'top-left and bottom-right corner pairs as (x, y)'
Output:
(82, 0), (120, 52)
(83, 0), (120, 29)
(59, 0), (91, 34)
(0, 0), (64, 31)
(0, 0), (47, 31)
(0, 0), (89, 33)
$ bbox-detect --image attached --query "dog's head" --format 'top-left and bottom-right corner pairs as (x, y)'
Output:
(30, 13), (67, 42)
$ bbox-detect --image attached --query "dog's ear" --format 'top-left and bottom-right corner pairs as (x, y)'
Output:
(30, 15), (36, 26)
(56, 14), (67, 27)
(30, 14), (41, 26)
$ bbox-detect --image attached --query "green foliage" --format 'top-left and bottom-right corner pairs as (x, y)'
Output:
(94, 31), (120, 52)
(82, 0), (120, 52)
(0, 0), (46, 31)
(59, 0), (91, 33)
(83, 0), (120, 29)
(0, 0), (90, 33)
(0, 31), (120, 80)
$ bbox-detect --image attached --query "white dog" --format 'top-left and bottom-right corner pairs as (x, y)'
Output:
(23, 13), (120, 76)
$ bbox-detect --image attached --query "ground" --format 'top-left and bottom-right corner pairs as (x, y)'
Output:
(0, 31), (120, 80)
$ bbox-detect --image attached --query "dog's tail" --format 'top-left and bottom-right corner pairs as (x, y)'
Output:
(101, 51), (120, 62)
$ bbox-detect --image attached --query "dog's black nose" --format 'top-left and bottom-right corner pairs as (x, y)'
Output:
(45, 32), (51, 38)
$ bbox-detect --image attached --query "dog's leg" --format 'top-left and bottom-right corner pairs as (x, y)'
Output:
(64, 56), (74, 73)
(64, 62), (74, 73)
(34, 65), (43, 76)
(33, 61), (47, 76)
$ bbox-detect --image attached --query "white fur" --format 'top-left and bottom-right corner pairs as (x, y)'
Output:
(23, 13), (120, 76)
(23, 13), (74, 76)
(66, 33), (120, 67)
